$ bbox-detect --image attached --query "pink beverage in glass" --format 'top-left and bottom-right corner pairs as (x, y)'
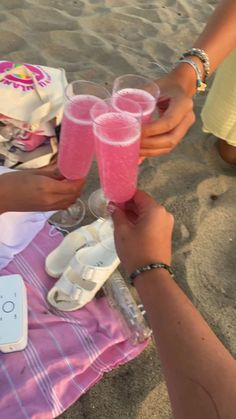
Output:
(114, 88), (156, 123)
(93, 112), (141, 203)
(58, 95), (102, 179)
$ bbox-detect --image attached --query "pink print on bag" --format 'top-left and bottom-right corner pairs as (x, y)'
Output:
(0, 61), (51, 91)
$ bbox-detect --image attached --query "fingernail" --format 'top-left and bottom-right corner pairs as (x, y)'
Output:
(107, 203), (116, 214)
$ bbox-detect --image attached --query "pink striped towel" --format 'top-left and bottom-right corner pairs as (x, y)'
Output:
(0, 223), (148, 419)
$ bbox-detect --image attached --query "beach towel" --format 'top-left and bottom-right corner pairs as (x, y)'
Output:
(0, 223), (148, 419)
(201, 49), (236, 146)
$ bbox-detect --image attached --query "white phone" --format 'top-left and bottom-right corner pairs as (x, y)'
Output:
(0, 274), (28, 353)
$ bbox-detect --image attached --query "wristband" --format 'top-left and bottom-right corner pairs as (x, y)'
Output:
(173, 57), (207, 93)
(129, 262), (174, 286)
(182, 48), (210, 81)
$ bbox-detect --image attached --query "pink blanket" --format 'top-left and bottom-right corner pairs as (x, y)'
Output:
(0, 223), (148, 419)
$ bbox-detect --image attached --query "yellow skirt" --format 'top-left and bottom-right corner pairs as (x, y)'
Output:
(201, 49), (236, 147)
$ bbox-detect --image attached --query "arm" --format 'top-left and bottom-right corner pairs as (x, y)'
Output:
(135, 270), (236, 419)
(111, 190), (236, 419)
(193, 0), (236, 74)
(142, 0), (236, 156)
(0, 169), (84, 213)
(171, 0), (236, 96)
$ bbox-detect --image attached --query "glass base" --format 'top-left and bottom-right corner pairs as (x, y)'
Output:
(88, 189), (110, 219)
(48, 198), (86, 232)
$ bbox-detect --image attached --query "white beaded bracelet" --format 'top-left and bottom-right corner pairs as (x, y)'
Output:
(173, 57), (207, 93)
(182, 48), (210, 81)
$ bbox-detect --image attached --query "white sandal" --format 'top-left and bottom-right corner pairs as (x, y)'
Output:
(45, 219), (108, 278)
(47, 237), (120, 311)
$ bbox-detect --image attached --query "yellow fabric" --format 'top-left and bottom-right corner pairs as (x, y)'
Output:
(201, 49), (236, 147)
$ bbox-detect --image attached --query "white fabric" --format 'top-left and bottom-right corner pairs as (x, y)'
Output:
(0, 166), (53, 269)
(0, 62), (67, 131)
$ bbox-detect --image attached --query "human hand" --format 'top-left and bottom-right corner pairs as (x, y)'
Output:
(0, 171), (84, 213)
(111, 190), (174, 274)
(141, 68), (196, 157)
(24, 160), (64, 180)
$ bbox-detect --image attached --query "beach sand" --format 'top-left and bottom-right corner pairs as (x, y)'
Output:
(1, 0), (235, 418)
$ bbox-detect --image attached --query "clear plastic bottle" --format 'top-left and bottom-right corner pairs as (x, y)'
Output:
(103, 270), (152, 345)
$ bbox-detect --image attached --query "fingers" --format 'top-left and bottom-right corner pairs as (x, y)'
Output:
(141, 111), (195, 157)
(43, 196), (78, 211)
(143, 95), (193, 137)
(111, 206), (129, 228)
(128, 190), (174, 223)
(131, 190), (158, 213)
(49, 178), (85, 195)
(65, 179), (85, 196)
(111, 193), (155, 227)
(35, 177), (84, 211)
(140, 147), (172, 157)
(44, 167), (64, 180)
(31, 161), (64, 180)
(141, 134), (172, 149)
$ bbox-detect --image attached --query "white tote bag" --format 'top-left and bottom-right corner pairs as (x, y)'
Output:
(0, 61), (68, 132)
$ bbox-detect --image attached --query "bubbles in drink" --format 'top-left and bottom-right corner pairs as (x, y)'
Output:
(59, 94), (103, 179)
(94, 112), (140, 146)
(115, 88), (156, 123)
(93, 111), (141, 203)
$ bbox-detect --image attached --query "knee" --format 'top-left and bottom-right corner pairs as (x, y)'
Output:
(218, 140), (236, 164)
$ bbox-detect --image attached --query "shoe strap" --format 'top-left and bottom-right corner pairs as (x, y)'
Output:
(56, 269), (97, 301)
(70, 257), (112, 282)
(80, 228), (98, 245)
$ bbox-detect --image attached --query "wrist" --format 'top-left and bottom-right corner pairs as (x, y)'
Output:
(168, 58), (204, 97)
(128, 261), (174, 287)
(126, 257), (171, 277)
(134, 267), (173, 288)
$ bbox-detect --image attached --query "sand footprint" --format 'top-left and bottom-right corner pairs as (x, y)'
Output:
(182, 174), (236, 351)
(196, 175), (234, 222)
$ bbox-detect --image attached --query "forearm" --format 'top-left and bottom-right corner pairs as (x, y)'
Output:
(193, 0), (236, 74)
(167, 0), (236, 97)
(0, 177), (10, 214)
(134, 269), (236, 419)
(0, 204), (7, 214)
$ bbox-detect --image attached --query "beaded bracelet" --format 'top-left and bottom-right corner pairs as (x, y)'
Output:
(129, 262), (174, 286)
(182, 48), (210, 81)
(173, 57), (207, 93)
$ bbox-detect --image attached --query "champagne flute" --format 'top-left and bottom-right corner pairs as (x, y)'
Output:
(88, 96), (142, 221)
(87, 73), (160, 211)
(48, 80), (110, 231)
(112, 74), (160, 124)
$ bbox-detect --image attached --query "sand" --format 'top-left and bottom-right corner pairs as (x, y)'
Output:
(1, 0), (236, 418)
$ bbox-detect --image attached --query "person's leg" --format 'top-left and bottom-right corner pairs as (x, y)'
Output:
(218, 139), (236, 164)
(201, 50), (236, 162)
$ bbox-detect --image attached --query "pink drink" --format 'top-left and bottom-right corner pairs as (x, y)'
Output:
(115, 88), (156, 123)
(58, 95), (102, 179)
(94, 112), (141, 203)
